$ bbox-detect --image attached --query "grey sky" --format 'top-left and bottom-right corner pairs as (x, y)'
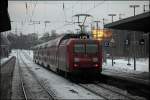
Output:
(8, 1), (149, 36)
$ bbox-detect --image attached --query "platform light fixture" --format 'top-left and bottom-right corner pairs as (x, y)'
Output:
(108, 14), (116, 23)
(129, 5), (140, 16)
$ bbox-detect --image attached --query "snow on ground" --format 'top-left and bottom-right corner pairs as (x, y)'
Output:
(19, 50), (103, 99)
(0, 50), (17, 65)
(103, 58), (149, 73)
(21, 49), (33, 59)
(0, 57), (12, 65)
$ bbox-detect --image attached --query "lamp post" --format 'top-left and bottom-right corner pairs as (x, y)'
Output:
(76, 29), (80, 34)
(94, 20), (101, 29)
(102, 18), (109, 28)
(110, 37), (115, 66)
(93, 20), (101, 39)
(44, 21), (50, 33)
(126, 34), (131, 66)
(149, 0), (150, 11)
(129, 5), (140, 16)
(133, 31), (136, 70)
(108, 14), (116, 23)
(30, 21), (40, 33)
(143, 5), (149, 12)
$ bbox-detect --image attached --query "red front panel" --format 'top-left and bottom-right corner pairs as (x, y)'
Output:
(67, 39), (102, 72)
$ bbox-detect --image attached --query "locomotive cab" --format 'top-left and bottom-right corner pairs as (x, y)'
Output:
(69, 39), (102, 74)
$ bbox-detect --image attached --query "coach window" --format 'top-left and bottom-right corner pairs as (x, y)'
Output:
(86, 44), (98, 54)
(74, 44), (85, 53)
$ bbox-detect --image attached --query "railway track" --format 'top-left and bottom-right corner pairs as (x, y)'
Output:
(17, 51), (57, 100)
(17, 52), (30, 100)
(78, 83), (143, 100)
(94, 83), (142, 100)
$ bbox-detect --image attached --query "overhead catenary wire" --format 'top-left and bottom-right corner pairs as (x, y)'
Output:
(23, 1), (39, 34)
(59, 1), (106, 27)
(30, 1), (38, 22)
(62, 2), (67, 22)
(15, 1), (147, 34)
(85, 0), (106, 13)
(13, 1), (108, 34)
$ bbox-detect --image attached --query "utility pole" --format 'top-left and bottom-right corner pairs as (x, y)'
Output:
(102, 18), (105, 25)
(133, 31), (136, 70)
(110, 37), (115, 66)
(102, 18), (108, 28)
(76, 29), (80, 34)
(143, 5), (149, 13)
(129, 5), (140, 16)
(31, 21), (40, 33)
(144, 5), (146, 12)
(11, 20), (14, 33)
(149, 0), (150, 11)
(11, 21), (18, 35)
(93, 20), (101, 40)
(94, 20), (101, 29)
(108, 14), (116, 23)
(44, 21), (50, 33)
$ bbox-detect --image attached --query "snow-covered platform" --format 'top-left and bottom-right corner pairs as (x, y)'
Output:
(102, 68), (149, 86)
(0, 50), (17, 67)
(102, 58), (149, 86)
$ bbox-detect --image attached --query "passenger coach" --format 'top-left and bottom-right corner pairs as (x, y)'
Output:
(33, 34), (102, 76)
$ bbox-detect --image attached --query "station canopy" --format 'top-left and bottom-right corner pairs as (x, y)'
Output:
(104, 12), (150, 33)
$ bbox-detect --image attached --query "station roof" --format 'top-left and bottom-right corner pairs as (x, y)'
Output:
(104, 12), (150, 33)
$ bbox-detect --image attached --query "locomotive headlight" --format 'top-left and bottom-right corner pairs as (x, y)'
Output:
(92, 58), (98, 62)
(74, 58), (80, 62)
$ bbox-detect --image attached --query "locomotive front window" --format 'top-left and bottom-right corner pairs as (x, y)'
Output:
(74, 44), (85, 53)
(86, 44), (98, 54)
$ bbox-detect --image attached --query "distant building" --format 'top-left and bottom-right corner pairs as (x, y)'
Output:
(0, 33), (10, 58)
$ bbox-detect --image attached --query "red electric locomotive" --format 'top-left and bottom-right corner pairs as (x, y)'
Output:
(33, 34), (102, 76)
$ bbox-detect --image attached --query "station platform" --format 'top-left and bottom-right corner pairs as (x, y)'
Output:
(102, 68), (150, 86)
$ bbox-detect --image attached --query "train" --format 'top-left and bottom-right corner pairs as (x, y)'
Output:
(32, 34), (102, 76)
